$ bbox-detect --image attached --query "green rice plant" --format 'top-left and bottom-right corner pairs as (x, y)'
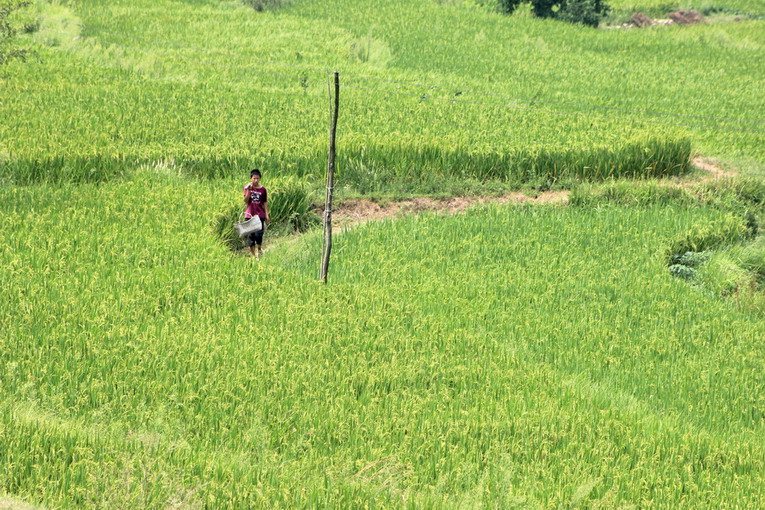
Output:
(266, 176), (319, 228)
(3, 180), (765, 507)
(2, 0), (765, 501)
(695, 250), (752, 294)
(211, 202), (248, 252)
(570, 179), (692, 206)
(693, 177), (765, 209)
(737, 236), (765, 280)
(679, 234), (765, 315)
(665, 212), (751, 262)
(667, 222), (765, 312)
(687, 178), (765, 237)
(2, 0), (762, 190)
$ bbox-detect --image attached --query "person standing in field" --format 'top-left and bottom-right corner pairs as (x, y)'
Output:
(243, 168), (270, 259)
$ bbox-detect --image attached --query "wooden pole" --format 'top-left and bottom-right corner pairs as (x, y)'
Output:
(320, 71), (339, 283)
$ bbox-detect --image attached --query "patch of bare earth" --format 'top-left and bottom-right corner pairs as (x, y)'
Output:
(691, 156), (737, 180)
(328, 158), (733, 230)
(259, 157), (732, 256)
(330, 192), (569, 231)
(0, 497), (42, 510)
(671, 156), (737, 190)
(616, 9), (709, 29)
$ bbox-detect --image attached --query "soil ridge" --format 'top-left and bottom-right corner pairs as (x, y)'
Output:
(328, 156), (731, 230)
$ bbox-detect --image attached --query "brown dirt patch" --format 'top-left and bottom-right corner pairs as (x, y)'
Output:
(673, 156), (738, 189)
(327, 157), (731, 231)
(328, 191), (569, 231)
(620, 9), (705, 28)
(259, 156), (734, 256)
(691, 156), (737, 180)
(668, 9), (705, 25)
(0, 497), (41, 510)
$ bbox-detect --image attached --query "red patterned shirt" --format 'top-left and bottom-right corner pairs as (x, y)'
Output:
(243, 185), (268, 220)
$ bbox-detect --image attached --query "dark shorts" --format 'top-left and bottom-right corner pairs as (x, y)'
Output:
(246, 218), (266, 247)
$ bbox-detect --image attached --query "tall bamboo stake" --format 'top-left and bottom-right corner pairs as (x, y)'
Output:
(320, 71), (339, 284)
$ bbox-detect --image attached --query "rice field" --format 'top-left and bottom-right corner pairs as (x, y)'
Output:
(2, 0), (765, 507)
(1, 177), (765, 507)
(2, 0), (764, 188)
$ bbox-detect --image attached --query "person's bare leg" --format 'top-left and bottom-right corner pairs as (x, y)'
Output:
(256, 245), (262, 259)
(249, 246), (256, 257)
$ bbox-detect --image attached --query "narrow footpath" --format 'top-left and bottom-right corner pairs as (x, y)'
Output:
(329, 157), (731, 231)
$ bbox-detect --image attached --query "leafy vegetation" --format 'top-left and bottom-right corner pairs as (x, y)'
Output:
(572, 176), (765, 312)
(1, 0), (765, 506)
(3, 180), (765, 507)
(3, 0), (765, 191)
(0, 0), (32, 67)
(498, 0), (611, 27)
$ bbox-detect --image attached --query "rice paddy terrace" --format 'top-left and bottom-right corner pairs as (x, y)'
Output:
(1, 0), (765, 507)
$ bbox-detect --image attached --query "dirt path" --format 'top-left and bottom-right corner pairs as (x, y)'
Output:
(260, 157), (734, 255)
(329, 191), (569, 230)
(0, 497), (41, 510)
(687, 157), (737, 180)
(328, 156), (732, 230)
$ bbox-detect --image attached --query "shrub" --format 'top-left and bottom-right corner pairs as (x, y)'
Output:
(669, 264), (697, 281)
(497, 0), (610, 26)
(671, 251), (711, 268)
(668, 251), (710, 284)
(557, 0), (610, 27)
(497, 0), (523, 14)
(242, 0), (287, 12)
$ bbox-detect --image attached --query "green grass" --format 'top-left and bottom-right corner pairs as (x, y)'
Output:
(2, 0), (765, 506)
(692, 235), (765, 313)
(2, 178), (765, 507)
(3, 0), (765, 188)
(571, 175), (765, 314)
